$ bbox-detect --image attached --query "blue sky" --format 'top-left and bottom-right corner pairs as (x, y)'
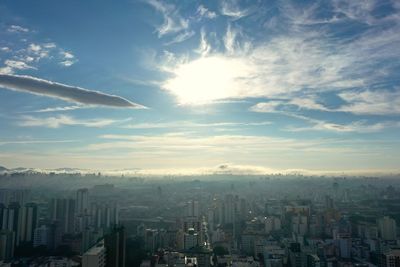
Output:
(0, 0), (399, 174)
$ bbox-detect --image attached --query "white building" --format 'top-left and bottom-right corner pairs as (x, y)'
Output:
(82, 241), (106, 267)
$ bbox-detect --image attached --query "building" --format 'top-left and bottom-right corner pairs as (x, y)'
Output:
(49, 198), (75, 234)
(184, 228), (199, 250)
(185, 201), (200, 218)
(104, 226), (126, 267)
(382, 249), (400, 267)
(378, 217), (397, 241)
(33, 225), (49, 247)
(0, 230), (14, 261)
(76, 189), (89, 216)
(19, 203), (38, 243)
(91, 202), (119, 230)
(1, 202), (21, 246)
(82, 241), (106, 267)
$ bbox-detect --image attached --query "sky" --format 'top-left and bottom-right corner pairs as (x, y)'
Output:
(0, 0), (400, 174)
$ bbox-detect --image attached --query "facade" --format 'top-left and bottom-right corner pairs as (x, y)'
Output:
(82, 241), (106, 267)
(378, 217), (397, 241)
(0, 230), (14, 261)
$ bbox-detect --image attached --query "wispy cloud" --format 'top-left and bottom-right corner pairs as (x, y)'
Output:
(0, 139), (77, 146)
(145, 0), (189, 37)
(0, 74), (146, 108)
(123, 120), (271, 129)
(196, 5), (217, 20)
(31, 105), (83, 113)
(164, 31), (195, 45)
(251, 89), (400, 116)
(250, 101), (400, 133)
(285, 120), (400, 133)
(17, 115), (131, 128)
(338, 90), (400, 115)
(220, 0), (254, 19)
(7, 25), (29, 33)
(160, 0), (400, 113)
(196, 28), (212, 56)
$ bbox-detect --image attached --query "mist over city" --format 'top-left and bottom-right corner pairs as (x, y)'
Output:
(1, 0), (400, 266)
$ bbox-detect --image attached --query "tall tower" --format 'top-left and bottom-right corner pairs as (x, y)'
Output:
(76, 189), (89, 215)
(50, 198), (76, 234)
(19, 203), (38, 243)
(104, 226), (126, 267)
(3, 202), (21, 246)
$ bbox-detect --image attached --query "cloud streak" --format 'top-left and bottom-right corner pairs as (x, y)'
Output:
(0, 74), (146, 108)
(17, 115), (132, 128)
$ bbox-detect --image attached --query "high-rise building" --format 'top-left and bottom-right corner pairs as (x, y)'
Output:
(2, 202), (21, 246)
(185, 201), (200, 218)
(33, 225), (49, 248)
(47, 222), (62, 251)
(0, 230), (15, 261)
(378, 216), (397, 240)
(91, 202), (119, 230)
(0, 203), (5, 230)
(19, 203), (38, 243)
(82, 240), (106, 267)
(49, 198), (75, 234)
(76, 189), (89, 216)
(144, 229), (159, 252)
(224, 195), (235, 224)
(104, 226), (126, 267)
(184, 228), (199, 250)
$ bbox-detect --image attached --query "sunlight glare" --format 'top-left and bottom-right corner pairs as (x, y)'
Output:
(164, 56), (249, 105)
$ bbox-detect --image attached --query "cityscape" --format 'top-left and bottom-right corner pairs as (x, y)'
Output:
(1, 170), (400, 266)
(1, 0), (400, 266)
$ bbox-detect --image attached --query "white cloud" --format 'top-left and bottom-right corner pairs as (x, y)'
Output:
(338, 90), (400, 115)
(0, 66), (13, 75)
(43, 43), (57, 49)
(161, 30), (364, 105)
(223, 24), (239, 54)
(123, 120), (271, 129)
(4, 60), (36, 71)
(332, 0), (377, 24)
(145, 0), (189, 37)
(0, 74), (146, 108)
(164, 30), (195, 45)
(1, 47), (11, 52)
(196, 28), (211, 56)
(61, 51), (74, 59)
(17, 115), (131, 128)
(197, 5), (217, 19)
(249, 102), (283, 113)
(60, 60), (75, 67)
(220, 0), (254, 19)
(0, 139), (76, 146)
(286, 120), (400, 133)
(7, 25), (29, 33)
(289, 97), (330, 111)
(158, 1), (400, 113)
(31, 105), (83, 113)
(28, 43), (42, 53)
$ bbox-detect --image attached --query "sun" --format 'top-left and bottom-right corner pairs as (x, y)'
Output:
(163, 56), (249, 105)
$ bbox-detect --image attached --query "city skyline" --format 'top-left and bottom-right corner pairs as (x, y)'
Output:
(1, 0), (400, 173)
